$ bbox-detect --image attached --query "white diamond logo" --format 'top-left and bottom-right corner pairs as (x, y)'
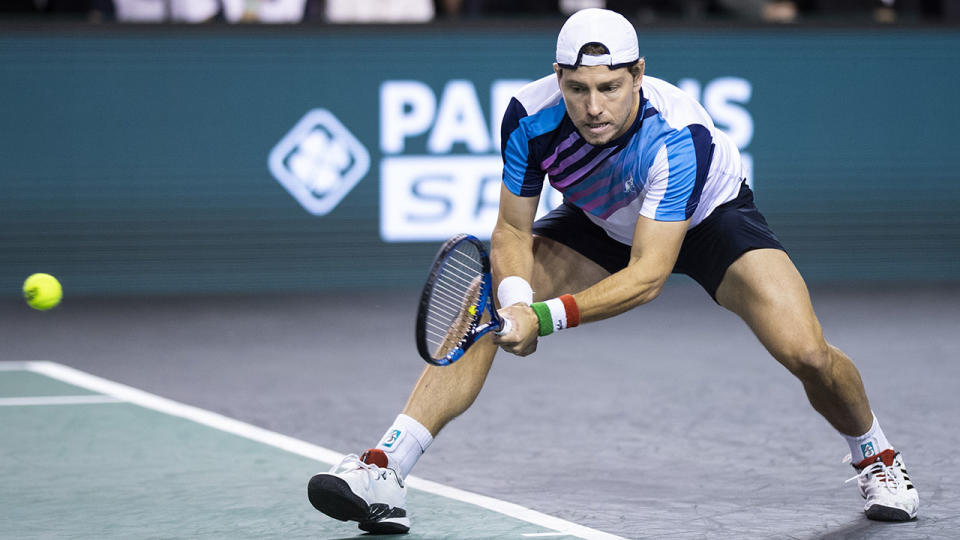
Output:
(268, 109), (370, 216)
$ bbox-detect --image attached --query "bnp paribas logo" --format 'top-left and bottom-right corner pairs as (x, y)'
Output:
(268, 109), (370, 216)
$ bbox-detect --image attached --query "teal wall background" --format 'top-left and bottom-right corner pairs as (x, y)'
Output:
(2, 26), (958, 295)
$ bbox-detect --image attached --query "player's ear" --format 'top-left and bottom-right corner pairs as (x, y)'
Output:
(554, 62), (562, 80)
(633, 58), (645, 90)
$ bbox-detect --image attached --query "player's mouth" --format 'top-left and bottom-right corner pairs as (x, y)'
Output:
(585, 122), (610, 135)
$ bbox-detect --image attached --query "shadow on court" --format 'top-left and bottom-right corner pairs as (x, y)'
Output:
(2, 281), (958, 539)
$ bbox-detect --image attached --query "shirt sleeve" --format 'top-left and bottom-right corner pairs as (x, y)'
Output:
(639, 124), (714, 221)
(500, 97), (545, 197)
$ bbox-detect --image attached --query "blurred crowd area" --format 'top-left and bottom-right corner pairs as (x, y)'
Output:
(2, 0), (958, 23)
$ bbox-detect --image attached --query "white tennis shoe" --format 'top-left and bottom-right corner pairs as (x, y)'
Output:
(308, 449), (410, 534)
(846, 448), (918, 521)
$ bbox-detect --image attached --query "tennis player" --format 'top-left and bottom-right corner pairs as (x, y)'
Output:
(309, 8), (918, 533)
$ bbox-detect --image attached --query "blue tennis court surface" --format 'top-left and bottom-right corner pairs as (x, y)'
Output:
(0, 362), (619, 539)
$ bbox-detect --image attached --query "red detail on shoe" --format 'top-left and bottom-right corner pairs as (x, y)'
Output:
(361, 448), (389, 468)
(855, 448), (897, 470)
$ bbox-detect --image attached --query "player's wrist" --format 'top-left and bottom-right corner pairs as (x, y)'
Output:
(497, 276), (533, 308)
(530, 294), (580, 336)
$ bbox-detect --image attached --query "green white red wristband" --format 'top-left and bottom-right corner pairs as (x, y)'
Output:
(530, 294), (580, 336)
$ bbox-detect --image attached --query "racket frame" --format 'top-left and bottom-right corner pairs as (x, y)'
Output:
(416, 234), (505, 366)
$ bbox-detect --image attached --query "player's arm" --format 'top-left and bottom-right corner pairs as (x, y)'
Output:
(492, 91), (542, 309)
(490, 183), (540, 305)
(573, 215), (688, 322)
(496, 213), (687, 356)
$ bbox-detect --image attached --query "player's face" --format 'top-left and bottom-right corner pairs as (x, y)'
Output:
(555, 63), (642, 146)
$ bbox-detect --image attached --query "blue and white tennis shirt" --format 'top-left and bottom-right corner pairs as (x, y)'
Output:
(501, 74), (745, 245)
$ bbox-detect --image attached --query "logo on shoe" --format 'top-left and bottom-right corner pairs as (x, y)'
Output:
(382, 429), (402, 448)
(861, 441), (876, 458)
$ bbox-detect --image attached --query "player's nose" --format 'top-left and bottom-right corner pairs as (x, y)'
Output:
(585, 91), (603, 117)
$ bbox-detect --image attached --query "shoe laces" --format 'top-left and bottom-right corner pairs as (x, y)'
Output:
(843, 453), (902, 493)
(330, 454), (388, 487)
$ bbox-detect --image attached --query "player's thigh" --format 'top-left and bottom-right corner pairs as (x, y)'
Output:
(715, 248), (828, 369)
(530, 235), (610, 301)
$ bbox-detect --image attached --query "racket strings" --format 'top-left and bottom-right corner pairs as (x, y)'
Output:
(424, 245), (485, 358)
(426, 258), (480, 320)
(430, 248), (483, 314)
(430, 256), (482, 301)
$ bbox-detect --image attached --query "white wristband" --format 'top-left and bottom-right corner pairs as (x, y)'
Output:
(497, 276), (533, 308)
(544, 297), (568, 330)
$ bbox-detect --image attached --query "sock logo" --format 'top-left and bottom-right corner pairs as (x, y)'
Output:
(382, 429), (402, 448)
(861, 441), (876, 458)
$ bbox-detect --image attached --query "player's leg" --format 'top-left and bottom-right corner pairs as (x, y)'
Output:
(362, 201), (618, 479)
(308, 233), (610, 533)
(384, 201), (619, 482)
(715, 248), (872, 435)
(715, 248), (918, 520)
(395, 235), (608, 469)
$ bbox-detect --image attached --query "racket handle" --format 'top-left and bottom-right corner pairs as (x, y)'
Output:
(494, 316), (513, 336)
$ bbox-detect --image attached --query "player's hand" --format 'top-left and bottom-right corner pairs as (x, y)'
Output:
(492, 304), (539, 357)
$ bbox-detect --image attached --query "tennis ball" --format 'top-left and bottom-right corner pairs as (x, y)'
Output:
(23, 273), (62, 311)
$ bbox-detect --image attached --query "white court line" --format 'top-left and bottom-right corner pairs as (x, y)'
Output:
(0, 362), (35, 371)
(0, 395), (123, 406)
(5, 361), (624, 540)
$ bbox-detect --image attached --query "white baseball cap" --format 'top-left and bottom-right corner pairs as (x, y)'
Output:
(555, 8), (639, 69)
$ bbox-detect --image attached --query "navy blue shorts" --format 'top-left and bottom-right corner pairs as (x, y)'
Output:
(531, 182), (785, 301)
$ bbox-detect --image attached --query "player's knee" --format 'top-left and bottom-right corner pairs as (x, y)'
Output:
(781, 341), (832, 381)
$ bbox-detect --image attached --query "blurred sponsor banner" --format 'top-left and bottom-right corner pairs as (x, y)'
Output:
(1, 27), (958, 294)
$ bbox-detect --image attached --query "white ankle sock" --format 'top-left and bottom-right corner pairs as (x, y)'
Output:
(843, 413), (892, 463)
(375, 414), (433, 478)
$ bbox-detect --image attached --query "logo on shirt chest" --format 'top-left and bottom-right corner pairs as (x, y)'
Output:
(624, 176), (636, 193)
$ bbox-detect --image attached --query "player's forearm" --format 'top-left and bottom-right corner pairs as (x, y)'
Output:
(490, 221), (534, 299)
(564, 216), (685, 325)
(572, 259), (667, 323)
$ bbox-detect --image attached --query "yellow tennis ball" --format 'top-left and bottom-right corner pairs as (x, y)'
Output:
(23, 273), (62, 311)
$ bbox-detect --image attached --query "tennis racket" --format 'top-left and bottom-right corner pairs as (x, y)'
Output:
(415, 234), (512, 366)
